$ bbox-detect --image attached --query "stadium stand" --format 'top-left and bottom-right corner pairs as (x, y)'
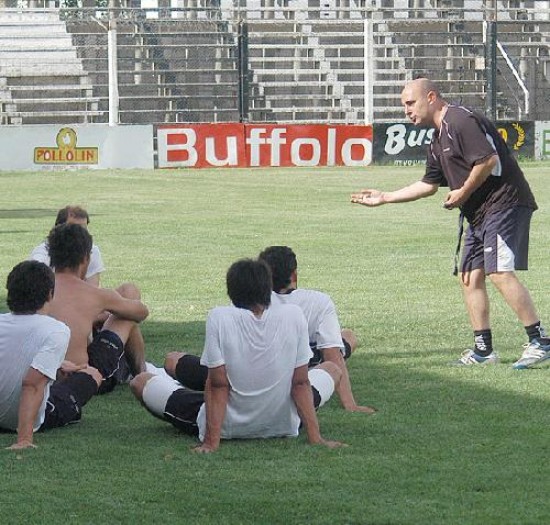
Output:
(1, 0), (549, 125)
(0, 9), (100, 124)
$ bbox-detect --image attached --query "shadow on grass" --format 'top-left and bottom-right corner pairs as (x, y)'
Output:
(0, 318), (549, 524)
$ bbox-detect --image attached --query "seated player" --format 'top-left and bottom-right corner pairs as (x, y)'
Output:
(0, 261), (101, 450)
(47, 223), (149, 394)
(29, 205), (105, 287)
(131, 258), (344, 453)
(259, 245), (376, 414)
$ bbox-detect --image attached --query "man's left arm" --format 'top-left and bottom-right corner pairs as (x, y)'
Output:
(194, 365), (229, 454)
(7, 368), (49, 450)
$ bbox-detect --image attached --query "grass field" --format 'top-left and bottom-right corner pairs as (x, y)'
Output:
(1, 164), (549, 524)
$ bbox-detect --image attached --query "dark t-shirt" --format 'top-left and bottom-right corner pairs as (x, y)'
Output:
(422, 105), (537, 225)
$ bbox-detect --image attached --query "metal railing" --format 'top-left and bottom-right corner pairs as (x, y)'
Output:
(1, 1), (550, 125)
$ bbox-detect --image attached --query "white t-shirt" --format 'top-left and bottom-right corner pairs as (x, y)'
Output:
(271, 289), (344, 351)
(197, 303), (312, 441)
(0, 313), (70, 431)
(29, 241), (105, 280)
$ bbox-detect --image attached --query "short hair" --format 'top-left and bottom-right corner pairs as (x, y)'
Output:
(55, 205), (90, 226)
(258, 246), (297, 293)
(226, 258), (272, 310)
(6, 260), (55, 314)
(47, 223), (93, 271)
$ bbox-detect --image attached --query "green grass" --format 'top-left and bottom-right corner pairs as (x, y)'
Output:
(1, 164), (549, 524)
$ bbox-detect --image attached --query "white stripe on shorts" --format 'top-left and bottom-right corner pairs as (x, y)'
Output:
(142, 375), (182, 417)
(496, 233), (516, 272)
(307, 367), (335, 408)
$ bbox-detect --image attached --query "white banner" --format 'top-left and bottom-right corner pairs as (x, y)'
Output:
(0, 125), (154, 170)
(535, 121), (550, 160)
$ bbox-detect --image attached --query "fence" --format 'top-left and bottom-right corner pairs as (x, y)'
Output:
(1, 1), (550, 125)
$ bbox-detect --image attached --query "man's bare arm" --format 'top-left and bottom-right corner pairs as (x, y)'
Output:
(351, 180), (439, 207)
(291, 365), (345, 448)
(194, 365), (229, 453)
(7, 368), (49, 450)
(443, 154), (498, 209)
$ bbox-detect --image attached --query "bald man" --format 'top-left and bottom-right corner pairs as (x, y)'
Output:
(351, 78), (549, 369)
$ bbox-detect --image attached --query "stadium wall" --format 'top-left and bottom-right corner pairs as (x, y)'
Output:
(0, 122), (547, 171)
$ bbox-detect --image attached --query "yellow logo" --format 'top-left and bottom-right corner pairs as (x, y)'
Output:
(497, 123), (526, 151)
(34, 128), (98, 165)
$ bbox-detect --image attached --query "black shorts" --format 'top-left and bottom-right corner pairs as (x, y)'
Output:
(163, 383), (321, 436)
(164, 388), (205, 437)
(175, 354), (208, 391)
(41, 372), (98, 430)
(308, 337), (352, 368)
(461, 205), (532, 274)
(87, 330), (129, 395)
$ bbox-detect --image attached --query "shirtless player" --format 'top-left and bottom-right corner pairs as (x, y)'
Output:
(47, 223), (149, 394)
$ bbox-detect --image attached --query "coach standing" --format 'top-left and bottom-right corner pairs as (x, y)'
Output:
(351, 77), (549, 369)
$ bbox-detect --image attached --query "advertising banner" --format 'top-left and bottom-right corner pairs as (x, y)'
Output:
(156, 123), (373, 168)
(0, 125), (154, 171)
(373, 120), (535, 165)
(535, 121), (550, 159)
(496, 121), (534, 157)
(373, 123), (434, 166)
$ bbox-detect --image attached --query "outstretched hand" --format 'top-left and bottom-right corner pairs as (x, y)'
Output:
(350, 189), (385, 207)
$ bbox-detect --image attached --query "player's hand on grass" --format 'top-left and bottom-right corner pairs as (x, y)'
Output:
(6, 440), (37, 450)
(346, 404), (378, 414)
(350, 189), (385, 206)
(317, 438), (348, 449)
(193, 443), (218, 454)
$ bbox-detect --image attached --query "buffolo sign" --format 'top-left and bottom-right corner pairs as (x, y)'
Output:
(373, 121), (534, 165)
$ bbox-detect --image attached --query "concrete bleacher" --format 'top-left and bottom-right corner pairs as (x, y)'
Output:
(0, 9), (100, 125)
(64, 16), (240, 124)
(1, 2), (550, 126)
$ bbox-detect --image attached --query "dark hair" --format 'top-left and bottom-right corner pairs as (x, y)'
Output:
(258, 246), (297, 293)
(6, 260), (55, 314)
(47, 223), (93, 271)
(226, 259), (272, 310)
(55, 205), (90, 226)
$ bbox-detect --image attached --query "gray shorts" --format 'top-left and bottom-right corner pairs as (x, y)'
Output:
(460, 206), (533, 275)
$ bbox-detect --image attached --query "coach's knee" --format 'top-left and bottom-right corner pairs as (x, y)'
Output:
(130, 372), (155, 401)
(164, 351), (187, 378)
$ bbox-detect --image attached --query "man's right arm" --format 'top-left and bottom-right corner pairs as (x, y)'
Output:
(194, 365), (229, 453)
(351, 180), (439, 206)
(7, 368), (49, 450)
(291, 365), (344, 449)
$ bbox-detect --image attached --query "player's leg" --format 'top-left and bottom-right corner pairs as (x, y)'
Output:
(308, 361), (341, 409)
(41, 368), (102, 429)
(341, 328), (357, 357)
(130, 373), (203, 435)
(164, 352), (208, 391)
